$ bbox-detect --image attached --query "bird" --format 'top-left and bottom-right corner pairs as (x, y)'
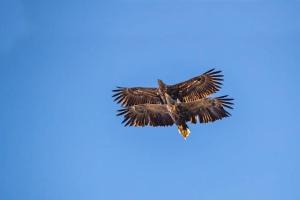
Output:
(113, 69), (234, 139)
(112, 68), (223, 106)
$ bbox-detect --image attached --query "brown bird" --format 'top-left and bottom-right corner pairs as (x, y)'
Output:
(113, 69), (223, 106)
(113, 69), (233, 139)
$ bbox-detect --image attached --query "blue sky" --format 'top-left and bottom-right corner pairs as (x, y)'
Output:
(1, 0), (300, 199)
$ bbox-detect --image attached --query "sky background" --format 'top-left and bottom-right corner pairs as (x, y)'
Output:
(1, 0), (300, 199)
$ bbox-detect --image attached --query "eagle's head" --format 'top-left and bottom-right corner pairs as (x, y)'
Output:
(157, 79), (167, 91)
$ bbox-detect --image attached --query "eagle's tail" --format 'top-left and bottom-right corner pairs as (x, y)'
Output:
(177, 124), (190, 139)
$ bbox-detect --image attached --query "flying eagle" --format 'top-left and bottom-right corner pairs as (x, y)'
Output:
(113, 69), (233, 139)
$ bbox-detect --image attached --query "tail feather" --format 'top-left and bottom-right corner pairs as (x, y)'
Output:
(178, 124), (190, 139)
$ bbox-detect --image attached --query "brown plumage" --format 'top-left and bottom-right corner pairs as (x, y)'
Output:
(112, 68), (223, 107)
(117, 96), (233, 126)
(113, 68), (233, 139)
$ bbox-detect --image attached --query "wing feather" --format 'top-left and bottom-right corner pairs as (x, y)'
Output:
(117, 104), (174, 127)
(167, 68), (224, 102)
(112, 87), (162, 107)
(180, 95), (234, 123)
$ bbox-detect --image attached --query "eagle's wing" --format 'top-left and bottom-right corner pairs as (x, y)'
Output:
(167, 69), (223, 102)
(180, 96), (234, 123)
(112, 87), (162, 107)
(117, 104), (174, 127)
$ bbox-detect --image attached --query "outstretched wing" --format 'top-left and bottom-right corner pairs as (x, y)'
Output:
(180, 96), (234, 123)
(167, 69), (223, 102)
(112, 87), (162, 107)
(117, 104), (174, 127)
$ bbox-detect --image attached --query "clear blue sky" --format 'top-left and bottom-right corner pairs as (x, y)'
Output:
(1, 0), (300, 199)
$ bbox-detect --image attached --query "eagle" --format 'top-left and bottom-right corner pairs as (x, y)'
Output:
(113, 69), (233, 139)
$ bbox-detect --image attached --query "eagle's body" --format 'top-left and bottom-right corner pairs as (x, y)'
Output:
(157, 82), (191, 138)
(113, 69), (233, 139)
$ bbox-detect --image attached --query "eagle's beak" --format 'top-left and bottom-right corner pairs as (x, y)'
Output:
(182, 133), (190, 140)
(178, 125), (190, 139)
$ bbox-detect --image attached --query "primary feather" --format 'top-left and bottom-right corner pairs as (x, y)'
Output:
(117, 104), (174, 127)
